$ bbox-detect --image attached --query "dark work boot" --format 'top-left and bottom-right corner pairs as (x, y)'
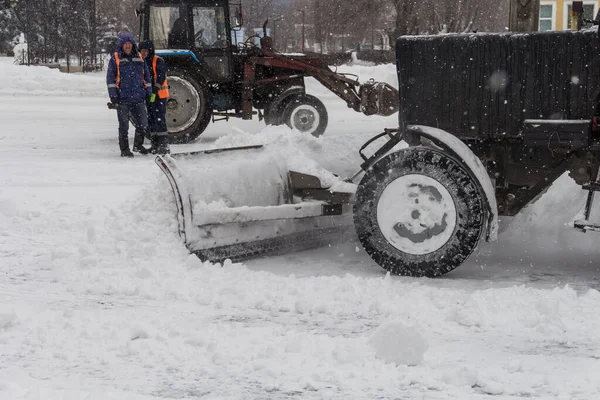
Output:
(156, 136), (170, 155)
(119, 138), (134, 158)
(132, 132), (150, 154)
(150, 135), (170, 155)
(148, 135), (158, 154)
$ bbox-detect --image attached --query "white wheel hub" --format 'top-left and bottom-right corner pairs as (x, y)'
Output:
(377, 174), (457, 255)
(290, 104), (319, 135)
(166, 76), (201, 133)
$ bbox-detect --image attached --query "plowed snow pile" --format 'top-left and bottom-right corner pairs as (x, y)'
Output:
(0, 61), (105, 97)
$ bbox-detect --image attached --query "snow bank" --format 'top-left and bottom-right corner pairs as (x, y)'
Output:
(367, 320), (428, 366)
(0, 55), (399, 101)
(2, 374), (175, 400)
(211, 126), (357, 192)
(171, 128), (358, 220)
(472, 173), (600, 273)
(3, 58), (600, 399)
(0, 58), (105, 97)
(305, 62), (398, 99)
(502, 174), (598, 251)
(4, 169), (600, 398)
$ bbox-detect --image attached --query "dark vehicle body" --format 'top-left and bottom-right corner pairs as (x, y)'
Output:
(152, 6), (600, 278)
(345, 29), (600, 276)
(396, 30), (600, 216)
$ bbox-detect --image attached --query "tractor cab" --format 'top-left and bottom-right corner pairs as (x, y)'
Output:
(138, 0), (240, 82)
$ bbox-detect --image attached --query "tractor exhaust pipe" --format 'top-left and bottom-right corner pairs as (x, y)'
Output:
(261, 19), (273, 50)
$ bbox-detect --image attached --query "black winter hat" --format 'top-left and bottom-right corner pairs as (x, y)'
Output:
(139, 40), (155, 53)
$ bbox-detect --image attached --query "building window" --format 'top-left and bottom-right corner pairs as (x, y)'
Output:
(539, 3), (554, 31)
(565, 1), (597, 29)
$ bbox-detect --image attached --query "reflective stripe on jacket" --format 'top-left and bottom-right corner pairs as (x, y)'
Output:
(107, 51), (152, 102)
(150, 55), (169, 99)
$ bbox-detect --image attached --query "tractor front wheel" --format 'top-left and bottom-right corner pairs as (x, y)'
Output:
(282, 94), (328, 137)
(353, 147), (484, 277)
(264, 100), (287, 126)
(165, 70), (212, 144)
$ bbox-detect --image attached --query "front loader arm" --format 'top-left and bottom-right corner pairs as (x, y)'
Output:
(254, 48), (399, 117)
(253, 51), (362, 111)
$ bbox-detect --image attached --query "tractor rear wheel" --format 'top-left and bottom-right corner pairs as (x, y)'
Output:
(282, 94), (328, 137)
(166, 70), (212, 144)
(353, 147), (484, 277)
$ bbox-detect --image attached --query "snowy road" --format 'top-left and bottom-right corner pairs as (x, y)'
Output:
(1, 58), (600, 399)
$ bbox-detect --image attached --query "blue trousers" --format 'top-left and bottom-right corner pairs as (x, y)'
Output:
(116, 100), (149, 140)
(148, 99), (168, 138)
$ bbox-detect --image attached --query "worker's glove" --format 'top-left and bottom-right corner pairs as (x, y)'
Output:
(150, 93), (157, 103)
(110, 97), (119, 105)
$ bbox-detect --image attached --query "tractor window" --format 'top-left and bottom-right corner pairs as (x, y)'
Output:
(192, 7), (228, 49)
(149, 6), (187, 49)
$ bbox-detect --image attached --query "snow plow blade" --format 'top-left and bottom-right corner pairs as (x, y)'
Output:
(155, 147), (356, 263)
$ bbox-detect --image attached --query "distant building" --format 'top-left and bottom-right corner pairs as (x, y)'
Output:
(539, 0), (599, 30)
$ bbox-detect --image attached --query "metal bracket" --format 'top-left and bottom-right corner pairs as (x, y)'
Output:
(348, 128), (403, 183)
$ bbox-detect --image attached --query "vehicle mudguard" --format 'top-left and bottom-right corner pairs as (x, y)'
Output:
(406, 125), (499, 241)
(265, 85), (305, 114)
(156, 50), (221, 83)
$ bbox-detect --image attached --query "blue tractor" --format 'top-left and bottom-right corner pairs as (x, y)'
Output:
(136, 0), (398, 143)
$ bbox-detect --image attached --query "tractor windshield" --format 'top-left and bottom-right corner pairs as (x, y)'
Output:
(192, 6), (228, 49)
(149, 5), (186, 49)
(147, 5), (227, 50)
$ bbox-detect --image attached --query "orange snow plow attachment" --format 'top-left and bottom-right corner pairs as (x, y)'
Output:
(155, 146), (357, 263)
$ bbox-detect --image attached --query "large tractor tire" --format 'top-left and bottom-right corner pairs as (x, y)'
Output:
(281, 94), (328, 137)
(353, 147), (484, 277)
(166, 70), (212, 144)
(263, 101), (286, 126)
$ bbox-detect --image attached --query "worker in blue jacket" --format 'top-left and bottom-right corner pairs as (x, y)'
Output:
(106, 33), (152, 157)
(139, 40), (170, 155)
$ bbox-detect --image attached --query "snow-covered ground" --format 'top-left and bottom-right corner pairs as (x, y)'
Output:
(1, 57), (600, 399)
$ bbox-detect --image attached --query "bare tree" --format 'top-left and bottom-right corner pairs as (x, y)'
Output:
(428, 0), (507, 33)
(311, 0), (386, 52)
(242, 0), (277, 30)
(97, 0), (138, 35)
(3, 0), (508, 63)
(387, 0), (423, 38)
(384, 0), (508, 43)
(427, 0), (480, 33)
